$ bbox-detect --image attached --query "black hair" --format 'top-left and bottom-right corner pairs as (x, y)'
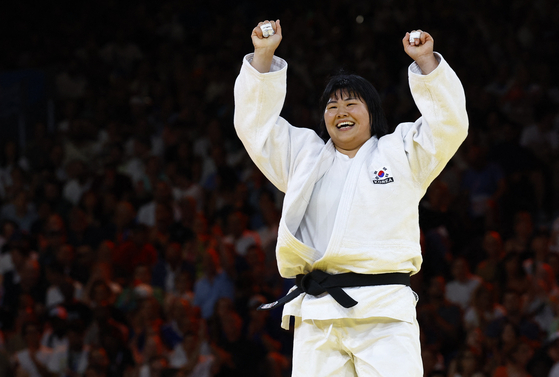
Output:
(318, 72), (388, 142)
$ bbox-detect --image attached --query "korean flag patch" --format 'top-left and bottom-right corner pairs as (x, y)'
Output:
(372, 166), (394, 184)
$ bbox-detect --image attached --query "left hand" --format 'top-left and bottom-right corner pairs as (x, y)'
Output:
(402, 30), (438, 74)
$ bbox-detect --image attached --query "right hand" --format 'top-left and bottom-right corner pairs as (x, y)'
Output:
(251, 20), (282, 53)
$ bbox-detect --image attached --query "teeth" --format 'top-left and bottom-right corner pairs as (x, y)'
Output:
(337, 122), (354, 128)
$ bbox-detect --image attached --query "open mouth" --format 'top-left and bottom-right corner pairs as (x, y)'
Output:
(336, 121), (355, 130)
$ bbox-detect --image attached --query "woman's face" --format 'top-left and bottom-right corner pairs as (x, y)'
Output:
(323, 91), (371, 157)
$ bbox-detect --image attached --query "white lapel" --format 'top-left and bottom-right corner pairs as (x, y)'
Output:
(283, 139), (336, 234)
(314, 137), (378, 266)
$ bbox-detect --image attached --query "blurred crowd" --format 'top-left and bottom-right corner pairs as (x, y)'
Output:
(1, 0), (559, 376)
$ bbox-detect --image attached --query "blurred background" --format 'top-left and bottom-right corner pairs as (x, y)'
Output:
(1, 0), (559, 376)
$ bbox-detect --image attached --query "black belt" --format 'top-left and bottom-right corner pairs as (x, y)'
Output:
(257, 270), (410, 311)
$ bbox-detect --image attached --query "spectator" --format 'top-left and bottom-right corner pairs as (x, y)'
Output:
(62, 160), (93, 206)
(417, 276), (464, 365)
(460, 143), (506, 235)
(211, 309), (267, 377)
(491, 339), (534, 377)
(446, 347), (486, 377)
(166, 305), (214, 376)
(84, 300), (127, 350)
(0, 190), (38, 233)
(160, 297), (192, 349)
(13, 321), (52, 377)
(34, 179), (72, 230)
(463, 283), (505, 333)
(102, 201), (136, 244)
(0, 140), (29, 186)
(82, 263), (121, 306)
(137, 181), (175, 228)
(2, 257), (45, 325)
(66, 207), (104, 251)
(115, 264), (164, 314)
(0, 219), (18, 261)
(90, 164), (134, 204)
(192, 248), (235, 320)
(99, 325), (135, 377)
(503, 211), (534, 259)
(148, 202), (175, 254)
(168, 196), (196, 245)
(112, 224), (157, 281)
(40, 306), (69, 350)
(476, 231), (505, 285)
(44, 261), (83, 309)
(445, 257), (483, 311)
(129, 296), (165, 367)
(485, 290), (541, 347)
(152, 242), (193, 293)
(495, 252), (531, 300)
(420, 179), (462, 281)
(222, 210), (261, 257)
(47, 320), (90, 376)
(122, 136), (150, 189)
(5, 293), (38, 354)
(523, 231), (554, 284)
(519, 104), (558, 171)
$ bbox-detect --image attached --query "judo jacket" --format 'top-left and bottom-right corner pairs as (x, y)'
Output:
(234, 52), (468, 329)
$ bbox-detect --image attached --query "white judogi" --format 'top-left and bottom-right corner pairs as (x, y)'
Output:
(234, 52), (467, 376)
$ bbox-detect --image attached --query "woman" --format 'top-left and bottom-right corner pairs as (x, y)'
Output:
(234, 20), (468, 376)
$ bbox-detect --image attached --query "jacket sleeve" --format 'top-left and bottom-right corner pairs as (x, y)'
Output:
(233, 54), (324, 193)
(400, 53), (468, 190)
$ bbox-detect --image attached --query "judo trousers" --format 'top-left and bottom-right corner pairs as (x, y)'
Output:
(292, 316), (423, 377)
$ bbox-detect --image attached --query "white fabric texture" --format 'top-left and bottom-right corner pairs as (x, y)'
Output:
(295, 150), (353, 255)
(292, 316), (422, 377)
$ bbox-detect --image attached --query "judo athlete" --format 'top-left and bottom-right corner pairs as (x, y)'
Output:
(233, 19), (468, 377)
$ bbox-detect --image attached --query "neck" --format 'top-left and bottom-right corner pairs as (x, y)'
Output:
(335, 145), (359, 158)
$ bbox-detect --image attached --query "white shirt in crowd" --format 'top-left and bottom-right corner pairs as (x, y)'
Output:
(14, 347), (52, 377)
(47, 345), (89, 376)
(168, 341), (214, 377)
(445, 276), (482, 310)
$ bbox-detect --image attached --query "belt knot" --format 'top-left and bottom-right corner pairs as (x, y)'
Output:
(298, 270), (329, 296)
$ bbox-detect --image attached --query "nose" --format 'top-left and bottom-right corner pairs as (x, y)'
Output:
(336, 105), (348, 117)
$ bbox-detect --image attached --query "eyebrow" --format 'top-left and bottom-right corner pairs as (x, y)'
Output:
(327, 96), (358, 104)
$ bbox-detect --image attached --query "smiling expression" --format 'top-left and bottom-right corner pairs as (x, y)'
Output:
(324, 91), (372, 158)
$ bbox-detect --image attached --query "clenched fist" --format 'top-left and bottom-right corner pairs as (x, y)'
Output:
(402, 30), (438, 75)
(250, 20), (282, 73)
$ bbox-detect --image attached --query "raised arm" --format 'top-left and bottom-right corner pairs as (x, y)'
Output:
(394, 30), (468, 189)
(234, 20), (325, 193)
